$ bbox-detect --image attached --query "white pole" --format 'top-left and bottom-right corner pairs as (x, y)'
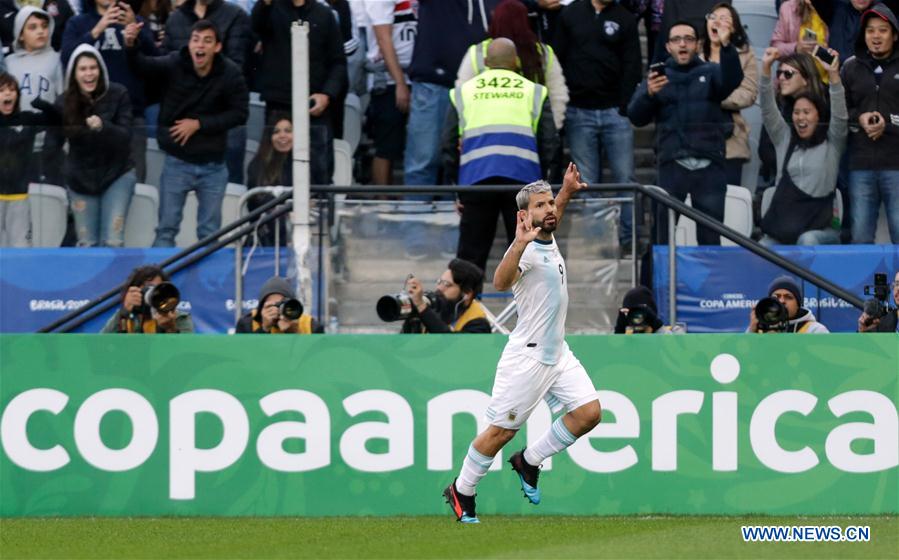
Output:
(290, 22), (312, 309)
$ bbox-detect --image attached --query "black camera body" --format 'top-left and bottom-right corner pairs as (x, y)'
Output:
(377, 291), (439, 322)
(755, 297), (789, 333)
(133, 282), (180, 317)
(278, 298), (303, 321)
(862, 273), (893, 325)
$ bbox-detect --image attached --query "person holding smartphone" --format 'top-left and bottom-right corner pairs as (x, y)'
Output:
(771, 0), (833, 58)
(841, 3), (899, 244)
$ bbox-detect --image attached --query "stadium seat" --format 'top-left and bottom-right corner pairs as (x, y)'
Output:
(739, 103), (763, 192)
(343, 93), (363, 154)
(247, 92), (266, 144)
(733, 0), (778, 57)
(175, 183), (248, 247)
(675, 185), (754, 246)
(27, 183), (68, 248)
(146, 139), (166, 192)
(124, 183), (159, 247)
(333, 139), (353, 186)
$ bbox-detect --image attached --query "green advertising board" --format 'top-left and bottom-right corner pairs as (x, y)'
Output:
(1, 334), (896, 517)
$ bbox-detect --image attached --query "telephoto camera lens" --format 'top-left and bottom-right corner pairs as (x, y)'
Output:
(146, 282), (180, 314)
(279, 298), (303, 321)
(755, 297), (788, 332)
(376, 293), (415, 322)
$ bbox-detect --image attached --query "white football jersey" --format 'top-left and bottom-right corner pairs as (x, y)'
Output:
(504, 236), (569, 364)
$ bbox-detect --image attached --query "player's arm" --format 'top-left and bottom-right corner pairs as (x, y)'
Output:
(494, 210), (540, 291)
(553, 162), (587, 224)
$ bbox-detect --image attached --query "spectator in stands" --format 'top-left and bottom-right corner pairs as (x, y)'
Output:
(5, 6), (64, 183)
(53, 45), (136, 247)
(358, 0), (416, 186)
(235, 276), (321, 333)
(247, 111), (291, 188)
(518, 0), (564, 44)
(165, 0), (250, 184)
(842, 3), (899, 244)
(829, 0), (873, 61)
(61, 0), (159, 183)
(757, 51), (825, 185)
(621, 0), (663, 63)
(771, 0), (833, 83)
(401, 258), (492, 334)
(652, 0), (724, 63)
(443, 38), (559, 272)
(404, 0), (500, 188)
(124, 19), (249, 246)
(701, 2), (758, 186)
(555, 0), (640, 252)
(759, 45), (846, 245)
(44, 0), (75, 52)
(0, 72), (55, 247)
(139, 0), (173, 50)
(748, 275), (830, 333)
(252, 0), (346, 187)
(324, 0), (357, 141)
(858, 270), (899, 332)
(101, 264), (194, 333)
(628, 20), (742, 245)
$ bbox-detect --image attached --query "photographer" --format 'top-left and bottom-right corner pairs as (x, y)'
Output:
(101, 265), (194, 333)
(235, 276), (321, 334)
(748, 275), (830, 334)
(400, 259), (491, 334)
(858, 271), (899, 333)
(614, 286), (672, 334)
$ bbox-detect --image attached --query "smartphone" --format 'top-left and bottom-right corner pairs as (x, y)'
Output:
(649, 62), (666, 78)
(801, 28), (818, 42)
(813, 45), (834, 65)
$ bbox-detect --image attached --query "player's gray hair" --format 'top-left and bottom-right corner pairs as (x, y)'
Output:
(516, 180), (553, 210)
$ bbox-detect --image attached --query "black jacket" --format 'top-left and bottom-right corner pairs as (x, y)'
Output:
(840, 3), (899, 171)
(164, 0), (251, 68)
(129, 47), (248, 163)
(553, 0), (642, 112)
(871, 310), (898, 333)
(0, 108), (52, 196)
(628, 46), (743, 164)
(251, 0), (346, 106)
(52, 83), (135, 195)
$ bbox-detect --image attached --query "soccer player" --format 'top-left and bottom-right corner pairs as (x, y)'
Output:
(443, 163), (603, 523)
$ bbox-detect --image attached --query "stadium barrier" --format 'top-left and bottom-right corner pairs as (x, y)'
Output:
(1, 334), (896, 516)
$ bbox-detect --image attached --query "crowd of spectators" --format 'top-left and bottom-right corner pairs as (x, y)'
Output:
(0, 0), (897, 252)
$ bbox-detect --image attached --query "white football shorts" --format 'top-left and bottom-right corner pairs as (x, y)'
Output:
(484, 346), (598, 429)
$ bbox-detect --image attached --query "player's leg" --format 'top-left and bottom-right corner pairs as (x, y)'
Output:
(444, 352), (554, 522)
(510, 350), (601, 503)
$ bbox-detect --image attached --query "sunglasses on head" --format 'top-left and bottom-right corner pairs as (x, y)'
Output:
(776, 69), (797, 79)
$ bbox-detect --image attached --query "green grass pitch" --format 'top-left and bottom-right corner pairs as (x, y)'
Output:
(1, 516), (896, 559)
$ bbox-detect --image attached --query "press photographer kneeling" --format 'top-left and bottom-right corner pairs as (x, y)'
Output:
(378, 259), (492, 334)
(614, 287), (672, 334)
(858, 272), (898, 333)
(748, 276), (829, 334)
(235, 277), (321, 334)
(101, 265), (194, 334)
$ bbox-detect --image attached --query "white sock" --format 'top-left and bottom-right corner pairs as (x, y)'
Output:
(456, 444), (495, 496)
(524, 417), (577, 466)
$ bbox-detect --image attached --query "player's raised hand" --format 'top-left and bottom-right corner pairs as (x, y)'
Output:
(562, 162), (587, 194)
(515, 210), (541, 244)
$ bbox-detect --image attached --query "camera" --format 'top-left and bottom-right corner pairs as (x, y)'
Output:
(755, 297), (789, 332)
(134, 282), (180, 316)
(862, 273), (893, 326)
(624, 306), (654, 334)
(278, 298), (303, 321)
(376, 291), (438, 322)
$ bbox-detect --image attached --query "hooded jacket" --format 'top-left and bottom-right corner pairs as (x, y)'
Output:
(60, 0), (160, 115)
(840, 3), (899, 171)
(628, 45), (743, 164)
(51, 44), (134, 195)
(4, 6), (64, 112)
(251, 0), (346, 106)
(784, 308), (830, 333)
(164, 0), (251, 69)
(128, 45), (248, 163)
(0, 85), (54, 197)
(407, 0), (501, 88)
(234, 276), (319, 333)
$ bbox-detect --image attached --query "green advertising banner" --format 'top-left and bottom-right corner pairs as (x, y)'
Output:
(1, 334), (896, 517)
